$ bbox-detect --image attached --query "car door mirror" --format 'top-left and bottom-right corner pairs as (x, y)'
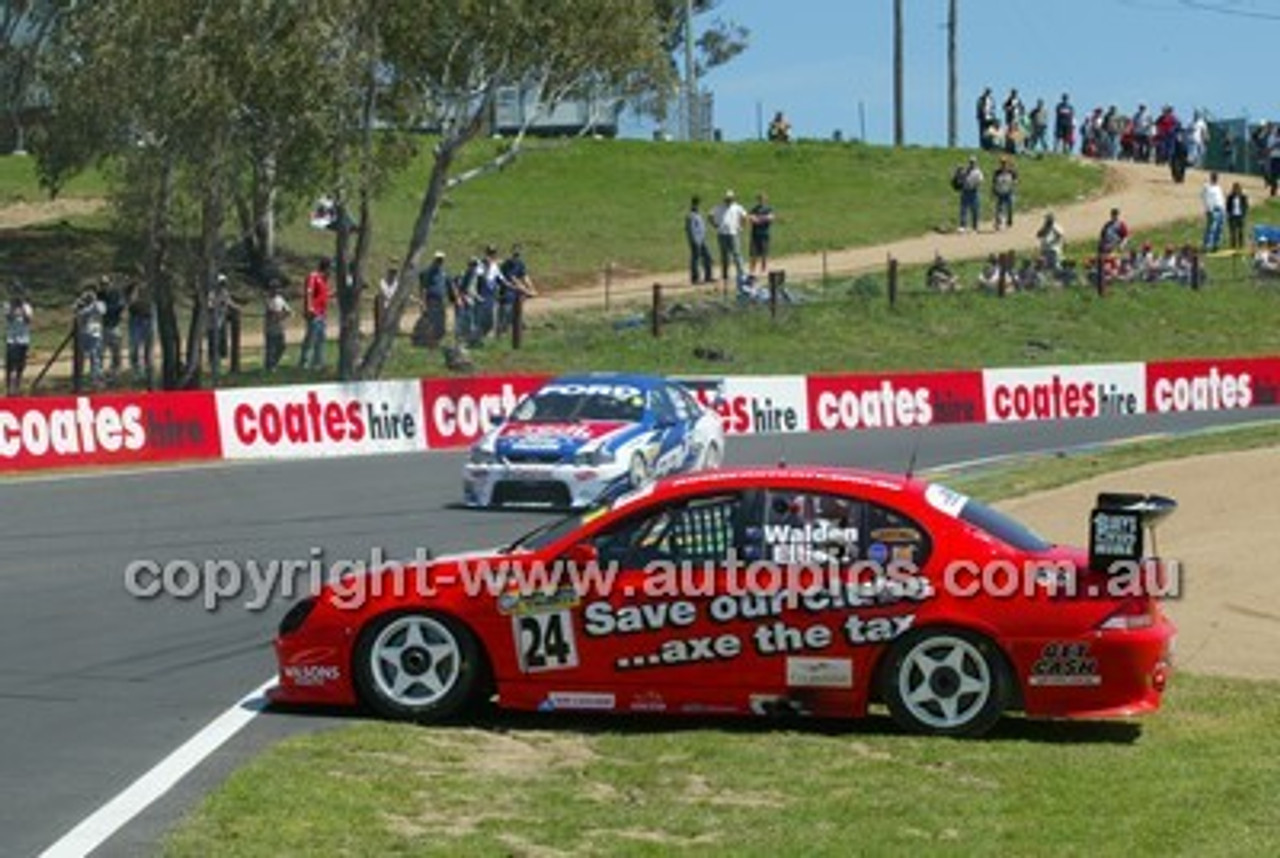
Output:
(488, 411), (505, 427)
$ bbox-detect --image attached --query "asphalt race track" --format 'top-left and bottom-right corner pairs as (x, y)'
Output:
(2, 408), (1277, 857)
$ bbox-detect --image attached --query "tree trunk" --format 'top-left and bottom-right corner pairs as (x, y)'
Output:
(359, 141), (458, 379)
(148, 156), (182, 390)
(334, 201), (358, 380)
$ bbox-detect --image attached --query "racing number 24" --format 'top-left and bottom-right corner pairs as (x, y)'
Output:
(516, 611), (579, 672)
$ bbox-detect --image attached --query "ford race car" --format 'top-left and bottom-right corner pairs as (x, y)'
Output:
(462, 373), (724, 509)
(272, 467), (1178, 737)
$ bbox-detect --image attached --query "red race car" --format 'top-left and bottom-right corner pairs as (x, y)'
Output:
(270, 466), (1177, 737)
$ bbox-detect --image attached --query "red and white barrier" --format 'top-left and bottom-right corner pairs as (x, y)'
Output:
(2, 355), (1278, 472)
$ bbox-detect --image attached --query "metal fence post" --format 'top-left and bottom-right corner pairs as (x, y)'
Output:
(888, 257), (899, 308)
(511, 293), (524, 349)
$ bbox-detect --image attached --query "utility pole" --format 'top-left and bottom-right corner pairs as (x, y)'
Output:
(893, 0), (904, 146)
(947, 0), (958, 148)
(685, 0), (697, 141)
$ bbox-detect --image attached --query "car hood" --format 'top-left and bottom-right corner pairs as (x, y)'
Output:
(492, 420), (636, 459)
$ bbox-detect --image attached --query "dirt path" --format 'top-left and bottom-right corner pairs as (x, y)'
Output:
(0, 197), (104, 230)
(528, 160), (1263, 315)
(1000, 447), (1280, 681)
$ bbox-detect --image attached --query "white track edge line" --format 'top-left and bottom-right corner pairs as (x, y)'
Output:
(38, 676), (275, 858)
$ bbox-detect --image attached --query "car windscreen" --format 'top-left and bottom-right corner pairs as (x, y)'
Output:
(958, 498), (1053, 552)
(506, 507), (597, 552)
(511, 390), (646, 423)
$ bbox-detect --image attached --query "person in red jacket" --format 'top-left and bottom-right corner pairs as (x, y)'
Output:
(299, 258), (331, 370)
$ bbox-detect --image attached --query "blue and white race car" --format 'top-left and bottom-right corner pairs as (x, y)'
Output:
(463, 374), (725, 508)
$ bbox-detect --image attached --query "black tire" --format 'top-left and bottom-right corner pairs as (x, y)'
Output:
(353, 611), (484, 722)
(880, 628), (1011, 738)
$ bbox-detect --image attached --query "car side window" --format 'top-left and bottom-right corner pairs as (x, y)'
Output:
(863, 502), (933, 569)
(651, 388), (679, 426)
(592, 493), (744, 568)
(749, 490), (864, 566)
(665, 385), (692, 422)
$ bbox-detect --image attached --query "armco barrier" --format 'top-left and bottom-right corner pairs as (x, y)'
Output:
(0, 391), (221, 471)
(3, 356), (1279, 472)
(217, 380), (428, 460)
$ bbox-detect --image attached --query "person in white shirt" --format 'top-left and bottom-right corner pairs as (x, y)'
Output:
(710, 189), (749, 285)
(1188, 111), (1210, 167)
(5, 289), (33, 396)
(1201, 171), (1226, 252)
(1036, 212), (1065, 271)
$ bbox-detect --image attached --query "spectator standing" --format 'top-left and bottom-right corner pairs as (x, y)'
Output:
(1132, 104), (1153, 162)
(1266, 122), (1280, 197)
(5, 288), (32, 396)
(685, 196), (713, 284)
(1226, 182), (1249, 251)
(126, 280), (152, 380)
(1169, 125), (1190, 184)
(976, 87), (996, 147)
(263, 279), (291, 372)
(1054, 93), (1075, 154)
(954, 156), (983, 233)
(299, 258), (331, 370)
(1036, 213), (1065, 271)
(1188, 111), (1210, 167)
(498, 245), (536, 335)
(1003, 89), (1025, 152)
(475, 246), (506, 339)
(1201, 171), (1226, 252)
(748, 193), (775, 275)
(454, 257), (484, 346)
(419, 251), (449, 346)
(767, 111), (792, 143)
(1028, 99), (1049, 154)
(377, 261), (398, 334)
(74, 288), (106, 387)
(100, 277), (125, 380)
(992, 157), (1018, 230)
(711, 190), (749, 285)
(1098, 208), (1130, 256)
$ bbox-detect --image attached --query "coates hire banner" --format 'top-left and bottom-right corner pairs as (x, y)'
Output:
(807, 370), (985, 432)
(982, 363), (1146, 423)
(217, 381), (427, 460)
(421, 374), (549, 449)
(1146, 356), (1280, 413)
(683, 375), (811, 436)
(0, 391), (221, 470)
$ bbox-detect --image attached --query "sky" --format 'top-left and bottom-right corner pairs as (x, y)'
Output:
(628, 0), (1280, 146)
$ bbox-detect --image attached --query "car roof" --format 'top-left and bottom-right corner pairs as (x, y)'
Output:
(545, 372), (665, 391)
(657, 465), (918, 497)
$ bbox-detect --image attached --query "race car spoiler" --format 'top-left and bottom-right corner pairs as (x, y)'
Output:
(1088, 493), (1177, 570)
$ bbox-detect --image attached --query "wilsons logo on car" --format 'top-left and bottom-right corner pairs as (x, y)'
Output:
(1147, 357), (1280, 413)
(217, 381), (426, 459)
(686, 375), (809, 435)
(422, 374), (549, 448)
(983, 364), (1145, 423)
(0, 392), (221, 470)
(807, 370), (985, 431)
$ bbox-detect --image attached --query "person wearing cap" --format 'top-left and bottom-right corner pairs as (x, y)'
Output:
(74, 286), (106, 387)
(299, 258), (331, 370)
(956, 156), (983, 233)
(710, 190), (749, 285)
(207, 272), (236, 369)
(263, 278), (291, 372)
(418, 251), (449, 347)
(5, 285), (33, 396)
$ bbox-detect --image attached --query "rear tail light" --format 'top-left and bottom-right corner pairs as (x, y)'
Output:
(1097, 596), (1155, 631)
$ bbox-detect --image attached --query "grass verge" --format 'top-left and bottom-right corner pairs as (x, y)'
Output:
(164, 426), (1280, 857)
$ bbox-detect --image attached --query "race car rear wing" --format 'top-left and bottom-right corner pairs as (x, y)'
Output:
(1088, 492), (1177, 571)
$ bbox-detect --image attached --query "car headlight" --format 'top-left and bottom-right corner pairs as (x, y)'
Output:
(469, 447), (498, 465)
(574, 448), (615, 466)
